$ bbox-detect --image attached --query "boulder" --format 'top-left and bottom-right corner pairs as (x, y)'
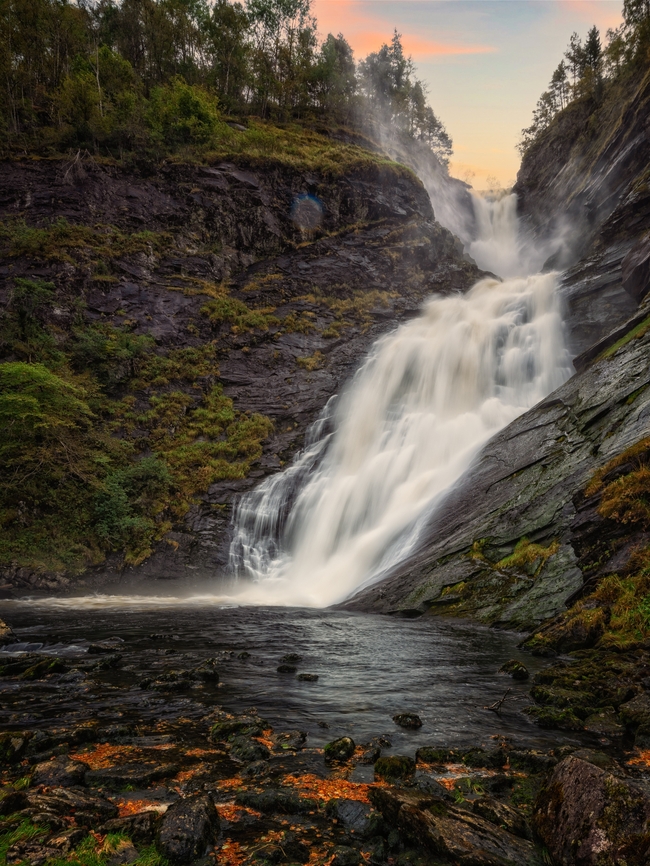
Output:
(499, 660), (529, 680)
(235, 789), (317, 815)
(85, 763), (178, 790)
(374, 756), (415, 783)
(326, 798), (382, 838)
(157, 793), (220, 865)
(32, 757), (89, 788)
(533, 756), (650, 866)
(229, 736), (270, 763)
(370, 787), (541, 866)
(324, 737), (355, 764)
(25, 787), (118, 826)
(101, 811), (162, 845)
(393, 713), (422, 729)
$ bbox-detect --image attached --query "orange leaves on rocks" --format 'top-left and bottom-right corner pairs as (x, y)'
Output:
(282, 773), (376, 803)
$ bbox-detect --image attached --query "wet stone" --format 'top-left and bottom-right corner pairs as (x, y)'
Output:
(374, 756), (416, 783)
(276, 664), (296, 673)
(281, 653), (303, 663)
(157, 793), (220, 865)
(229, 736), (271, 763)
(331, 846), (361, 866)
(499, 659), (529, 680)
(101, 811), (162, 845)
(297, 673), (318, 681)
(324, 737), (355, 764)
(85, 762), (178, 790)
(393, 713), (422, 729)
(32, 757), (89, 788)
(235, 789), (317, 815)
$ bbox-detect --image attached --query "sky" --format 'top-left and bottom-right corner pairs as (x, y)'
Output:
(310, 0), (623, 186)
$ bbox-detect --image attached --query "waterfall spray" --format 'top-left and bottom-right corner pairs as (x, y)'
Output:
(229, 193), (572, 607)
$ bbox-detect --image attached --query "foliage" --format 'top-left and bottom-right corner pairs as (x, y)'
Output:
(0, 0), (452, 167)
(518, 0), (650, 155)
(201, 297), (279, 333)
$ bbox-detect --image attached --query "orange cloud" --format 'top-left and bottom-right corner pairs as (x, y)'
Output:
(311, 0), (495, 59)
(556, 0), (623, 34)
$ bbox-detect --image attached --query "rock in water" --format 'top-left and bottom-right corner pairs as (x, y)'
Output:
(0, 618), (16, 646)
(157, 794), (220, 864)
(324, 737), (355, 764)
(533, 756), (650, 866)
(374, 756), (416, 783)
(393, 712), (423, 729)
(499, 659), (529, 680)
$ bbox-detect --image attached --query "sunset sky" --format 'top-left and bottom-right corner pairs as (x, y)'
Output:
(311, 0), (623, 186)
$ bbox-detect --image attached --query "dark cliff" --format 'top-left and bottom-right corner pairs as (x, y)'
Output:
(0, 135), (481, 590)
(346, 64), (650, 630)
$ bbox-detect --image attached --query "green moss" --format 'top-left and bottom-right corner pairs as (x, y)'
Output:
(201, 297), (279, 333)
(496, 538), (560, 576)
(0, 218), (170, 264)
(296, 351), (325, 371)
(597, 314), (650, 362)
(0, 820), (47, 866)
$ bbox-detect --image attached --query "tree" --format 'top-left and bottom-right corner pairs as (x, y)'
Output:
(564, 31), (584, 87)
(313, 33), (357, 122)
(550, 61), (569, 110)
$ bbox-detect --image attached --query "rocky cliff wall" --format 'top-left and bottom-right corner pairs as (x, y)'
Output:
(345, 67), (650, 629)
(0, 145), (482, 590)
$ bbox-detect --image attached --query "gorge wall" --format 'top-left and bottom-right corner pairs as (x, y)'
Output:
(345, 66), (650, 629)
(0, 136), (480, 590)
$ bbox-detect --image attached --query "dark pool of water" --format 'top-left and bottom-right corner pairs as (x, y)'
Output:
(0, 600), (580, 753)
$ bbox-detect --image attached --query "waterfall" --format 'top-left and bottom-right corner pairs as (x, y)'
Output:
(228, 193), (572, 608)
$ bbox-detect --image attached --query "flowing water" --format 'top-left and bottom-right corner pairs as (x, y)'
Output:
(229, 194), (572, 606)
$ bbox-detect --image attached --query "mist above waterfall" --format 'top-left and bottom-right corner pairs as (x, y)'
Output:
(229, 193), (572, 607)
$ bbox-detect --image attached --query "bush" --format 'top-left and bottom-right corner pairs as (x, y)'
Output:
(146, 78), (223, 146)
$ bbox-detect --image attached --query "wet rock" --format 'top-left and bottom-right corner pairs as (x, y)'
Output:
(235, 789), (317, 815)
(0, 732), (30, 765)
(523, 706), (584, 731)
(297, 673), (318, 681)
(237, 651), (251, 659)
(508, 750), (557, 774)
(192, 659), (220, 683)
(374, 756), (415, 783)
(20, 658), (67, 680)
(102, 811), (162, 845)
(281, 653), (303, 663)
(472, 797), (531, 840)
(330, 846), (361, 866)
(362, 837), (387, 864)
(25, 787), (118, 826)
(32, 757), (89, 788)
(106, 840), (140, 866)
(274, 730), (307, 751)
(533, 755), (650, 866)
(157, 793), (220, 865)
(229, 736), (270, 763)
(0, 618), (16, 645)
(499, 660), (529, 680)
(356, 744), (381, 765)
(324, 737), (355, 764)
(209, 714), (265, 742)
(619, 692), (650, 746)
(414, 747), (457, 766)
(327, 799), (383, 838)
(241, 760), (269, 779)
(484, 775), (514, 795)
(276, 664), (296, 673)
(48, 829), (87, 853)
(370, 786), (542, 866)
(622, 234), (650, 303)
(583, 706), (624, 739)
(411, 774), (453, 800)
(87, 638), (124, 654)
(392, 713), (422, 730)
(86, 763), (178, 790)
(461, 748), (505, 770)
(6, 841), (65, 865)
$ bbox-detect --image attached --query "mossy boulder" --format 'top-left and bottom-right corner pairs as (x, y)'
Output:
(499, 659), (529, 680)
(209, 714), (264, 742)
(393, 713), (422, 729)
(229, 736), (270, 763)
(524, 706), (584, 731)
(324, 737), (355, 764)
(533, 756), (650, 866)
(374, 755), (415, 782)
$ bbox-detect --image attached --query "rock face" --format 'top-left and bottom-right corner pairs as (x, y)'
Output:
(0, 151), (482, 588)
(343, 303), (650, 627)
(344, 69), (650, 628)
(0, 618), (16, 645)
(533, 756), (650, 866)
(514, 67), (650, 272)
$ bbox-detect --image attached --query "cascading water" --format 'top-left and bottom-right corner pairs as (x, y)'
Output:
(229, 192), (572, 607)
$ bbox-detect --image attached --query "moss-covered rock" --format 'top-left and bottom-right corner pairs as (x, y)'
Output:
(323, 737), (355, 764)
(374, 755), (415, 782)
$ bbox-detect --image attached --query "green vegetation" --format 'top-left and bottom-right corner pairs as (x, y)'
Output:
(597, 314), (650, 362)
(0, 0), (452, 166)
(0, 277), (273, 573)
(201, 297), (279, 333)
(0, 219), (169, 264)
(519, 0), (650, 153)
(0, 823), (167, 866)
(496, 538), (560, 576)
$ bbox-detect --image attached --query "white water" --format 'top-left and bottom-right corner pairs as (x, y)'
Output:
(228, 193), (572, 607)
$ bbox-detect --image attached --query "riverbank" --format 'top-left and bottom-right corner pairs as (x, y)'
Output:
(2, 608), (650, 866)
